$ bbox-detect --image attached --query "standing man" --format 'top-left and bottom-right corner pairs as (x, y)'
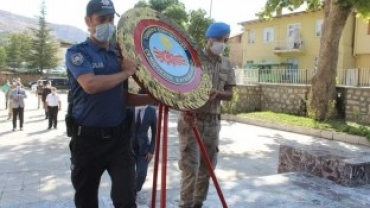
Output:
(177, 22), (236, 208)
(42, 81), (52, 119)
(36, 80), (44, 109)
(65, 1), (154, 208)
(9, 81), (27, 131)
(46, 87), (61, 129)
(133, 89), (157, 201)
(1, 80), (10, 109)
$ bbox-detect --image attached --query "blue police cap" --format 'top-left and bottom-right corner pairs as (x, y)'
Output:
(205, 22), (231, 38)
(86, 0), (119, 17)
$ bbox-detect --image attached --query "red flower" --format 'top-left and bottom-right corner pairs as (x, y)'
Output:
(153, 47), (187, 66)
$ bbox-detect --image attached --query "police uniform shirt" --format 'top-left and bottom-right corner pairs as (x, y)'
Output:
(46, 93), (60, 107)
(65, 38), (127, 127)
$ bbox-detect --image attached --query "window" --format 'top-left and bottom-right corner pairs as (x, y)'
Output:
(246, 60), (254, 68)
(316, 19), (323, 37)
(248, 30), (255, 44)
(263, 27), (274, 43)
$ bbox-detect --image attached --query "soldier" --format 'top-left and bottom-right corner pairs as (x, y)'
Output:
(177, 22), (236, 208)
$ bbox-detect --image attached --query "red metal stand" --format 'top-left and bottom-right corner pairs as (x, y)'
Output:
(151, 104), (228, 208)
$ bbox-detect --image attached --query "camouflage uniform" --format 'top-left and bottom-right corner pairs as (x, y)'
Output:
(178, 54), (236, 208)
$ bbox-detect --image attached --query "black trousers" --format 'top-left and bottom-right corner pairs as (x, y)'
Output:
(69, 124), (136, 208)
(48, 106), (58, 128)
(12, 107), (24, 128)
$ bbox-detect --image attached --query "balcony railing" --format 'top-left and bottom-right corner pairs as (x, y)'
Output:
(234, 68), (370, 87)
(273, 40), (305, 53)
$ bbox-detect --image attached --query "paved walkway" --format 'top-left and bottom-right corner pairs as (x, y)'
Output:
(0, 90), (370, 207)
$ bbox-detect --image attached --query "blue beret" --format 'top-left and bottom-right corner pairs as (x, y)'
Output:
(205, 22), (231, 38)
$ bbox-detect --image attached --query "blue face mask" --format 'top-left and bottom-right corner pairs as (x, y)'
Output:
(94, 23), (115, 43)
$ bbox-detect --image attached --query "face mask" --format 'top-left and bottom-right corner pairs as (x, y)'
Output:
(94, 23), (115, 43)
(210, 42), (226, 55)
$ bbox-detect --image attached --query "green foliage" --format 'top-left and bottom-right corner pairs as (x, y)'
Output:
(138, 1), (213, 48)
(134, 0), (150, 8)
(187, 9), (214, 49)
(4, 33), (32, 69)
(221, 91), (239, 114)
(0, 47), (7, 69)
(149, 0), (179, 13)
(163, 3), (188, 29)
(257, 0), (370, 19)
(28, 0), (58, 73)
(239, 111), (370, 140)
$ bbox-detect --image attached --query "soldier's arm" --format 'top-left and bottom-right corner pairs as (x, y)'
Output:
(215, 86), (234, 101)
(215, 60), (236, 101)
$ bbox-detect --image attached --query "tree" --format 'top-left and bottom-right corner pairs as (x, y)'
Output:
(187, 9), (214, 49)
(134, 0), (150, 8)
(163, 3), (188, 28)
(28, 0), (58, 74)
(258, 0), (370, 120)
(0, 47), (7, 70)
(149, 0), (179, 13)
(4, 33), (31, 69)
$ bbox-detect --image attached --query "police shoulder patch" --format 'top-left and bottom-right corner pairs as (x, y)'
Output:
(71, 53), (84, 66)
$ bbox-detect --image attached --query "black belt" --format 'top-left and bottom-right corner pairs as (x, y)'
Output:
(74, 122), (127, 139)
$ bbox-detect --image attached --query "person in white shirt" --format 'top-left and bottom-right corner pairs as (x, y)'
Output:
(46, 87), (61, 129)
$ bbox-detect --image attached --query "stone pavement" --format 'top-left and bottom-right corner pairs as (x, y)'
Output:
(0, 90), (370, 208)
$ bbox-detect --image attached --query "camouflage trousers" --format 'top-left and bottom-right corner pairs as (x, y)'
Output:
(177, 113), (221, 208)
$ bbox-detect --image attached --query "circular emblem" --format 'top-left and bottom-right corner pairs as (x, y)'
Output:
(116, 8), (211, 110)
(71, 53), (84, 66)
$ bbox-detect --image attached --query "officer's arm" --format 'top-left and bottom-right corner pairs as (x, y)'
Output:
(125, 92), (155, 107)
(77, 72), (130, 94)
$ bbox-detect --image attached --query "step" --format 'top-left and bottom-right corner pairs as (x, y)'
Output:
(278, 144), (370, 187)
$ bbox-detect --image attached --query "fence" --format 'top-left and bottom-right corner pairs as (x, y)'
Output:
(235, 68), (370, 87)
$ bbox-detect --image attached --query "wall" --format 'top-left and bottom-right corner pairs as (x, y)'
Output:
(260, 84), (309, 116)
(228, 34), (243, 68)
(344, 87), (370, 124)
(233, 84), (370, 124)
(354, 18), (370, 56)
(356, 55), (370, 68)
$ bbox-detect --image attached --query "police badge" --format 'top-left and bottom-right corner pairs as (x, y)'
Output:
(71, 53), (84, 66)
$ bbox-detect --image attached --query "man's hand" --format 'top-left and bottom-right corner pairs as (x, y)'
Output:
(183, 111), (197, 126)
(209, 89), (218, 100)
(145, 153), (153, 163)
(121, 57), (139, 77)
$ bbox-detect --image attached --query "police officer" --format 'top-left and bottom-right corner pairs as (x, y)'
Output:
(177, 22), (236, 208)
(65, 0), (154, 207)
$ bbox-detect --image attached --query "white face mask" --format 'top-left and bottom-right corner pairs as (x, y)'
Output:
(210, 42), (226, 55)
(94, 23), (115, 43)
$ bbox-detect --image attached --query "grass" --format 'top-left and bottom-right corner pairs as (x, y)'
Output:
(238, 112), (370, 140)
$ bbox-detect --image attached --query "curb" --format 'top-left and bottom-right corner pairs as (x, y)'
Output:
(221, 114), (370, 147)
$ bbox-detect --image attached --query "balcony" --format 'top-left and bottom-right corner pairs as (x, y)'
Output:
(273, 40), (305, 55)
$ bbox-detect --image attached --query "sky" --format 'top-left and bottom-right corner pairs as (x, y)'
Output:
(0, 0), (269, 36)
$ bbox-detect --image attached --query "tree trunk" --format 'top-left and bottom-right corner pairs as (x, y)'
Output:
(309, 0), (352, 120)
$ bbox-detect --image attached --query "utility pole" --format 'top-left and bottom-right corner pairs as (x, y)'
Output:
(209, 0), (213, 18)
